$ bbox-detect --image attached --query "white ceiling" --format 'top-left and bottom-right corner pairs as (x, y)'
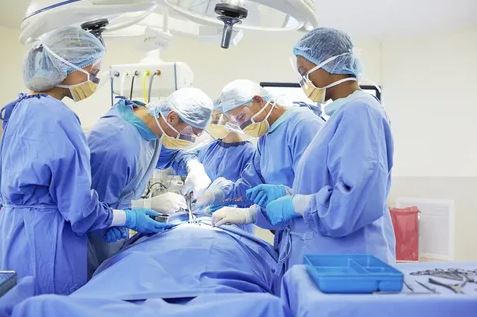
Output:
(0, 0), (476, 38)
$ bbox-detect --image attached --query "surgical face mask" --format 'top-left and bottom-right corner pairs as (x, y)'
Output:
(297, 53), (357, 103)
(58, 74), (99, 102)
(207, 124), (230, 140)
(240, 100), (276, 138)
(153, 114), (196, 149)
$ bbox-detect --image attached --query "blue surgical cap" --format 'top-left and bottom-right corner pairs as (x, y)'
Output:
(212, 100), (224, 112)
(23, 26), (105, 91)
(293, 27), (362, 77)
(148, 87), (213, 130)
(216, 79), (271, 113)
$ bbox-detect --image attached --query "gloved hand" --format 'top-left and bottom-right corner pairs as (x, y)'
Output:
(104, 227), (128, 243)
(124, 208), (174, 233)
(181, 160), (211, 199)
(212, 206), (258, 227)
(194, 177), (231, 208)
(264, 196), (299, 226)
(246, 184), (288, 208)
(151, 192), (187, 215)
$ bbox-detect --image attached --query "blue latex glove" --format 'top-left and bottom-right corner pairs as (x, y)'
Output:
(104, 227), (128, 243)
(246, 184), (287, 208)
(264, 196), (299, 226)
(125, 208), (174, 233)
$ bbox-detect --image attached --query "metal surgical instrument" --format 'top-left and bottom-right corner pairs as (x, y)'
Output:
(428, 277), (467, 294)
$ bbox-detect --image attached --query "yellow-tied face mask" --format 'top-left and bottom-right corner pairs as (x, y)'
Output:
(297, 52), (357, 104)
(43, 43), (101, 102)
(207, 124), (230, 140)
(240, 100), (275, 138)
(61, 80), (98, 102)
(153, 114), (196, 150)
(301, 77), (326, 103)
(300, 76), (357, 104)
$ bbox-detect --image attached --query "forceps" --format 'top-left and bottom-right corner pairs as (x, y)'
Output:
(428, 277), (467, 294)
(185, 192), (198, 223)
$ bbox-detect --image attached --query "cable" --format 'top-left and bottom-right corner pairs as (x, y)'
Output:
(129, 71), (138, 100)
(147, 70), (161, 103)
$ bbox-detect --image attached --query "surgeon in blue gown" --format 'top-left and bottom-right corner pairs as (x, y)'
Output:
(158, 105), (255, 184)
(154, 106), (254, 202)
(0, 27), (170, 295)
(196, 80), (324, 211)
(244, 27), (396, 268)
(197, 80), (324, 260)
(87, 88), (213, 274)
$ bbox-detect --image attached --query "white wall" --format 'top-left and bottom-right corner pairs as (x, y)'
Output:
(0, 26), (26, 105)
(383, 28), (477, 177)
(382, 27), (477, 260)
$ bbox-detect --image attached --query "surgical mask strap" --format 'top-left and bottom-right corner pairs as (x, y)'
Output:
(305, 52), (351, 80)
(41, 43), (91, 81)
(155, 113), (187, 140)
(322, 77), (357, 89)
(153, 115), (168, 138)
(251, 100), (275, 124)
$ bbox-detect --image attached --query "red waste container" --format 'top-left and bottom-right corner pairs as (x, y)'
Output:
(390, 206), (420, 262)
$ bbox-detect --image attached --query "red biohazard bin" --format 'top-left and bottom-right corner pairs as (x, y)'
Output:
(390, 206), (419, 262)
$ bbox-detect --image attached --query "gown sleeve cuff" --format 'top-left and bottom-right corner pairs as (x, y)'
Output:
(186, 158), (203, 173)
(284, 186), (294, 195)
(292, 194), (313, 216)
(247, 205), (259, 223)
(111, 209), (127, 227)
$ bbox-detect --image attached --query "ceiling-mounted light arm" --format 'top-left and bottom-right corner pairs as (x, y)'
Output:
(81, 18), (109, 45)
(106, 3), (159, 32)
(162, 6), (169, 33)
(215, 2), (248, 49)
(281, 14), (292, 28)
(217, 15), (242, 49)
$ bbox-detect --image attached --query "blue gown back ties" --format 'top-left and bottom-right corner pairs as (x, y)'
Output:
(0, 94), (113, 295)
(278, 90), (396, 270)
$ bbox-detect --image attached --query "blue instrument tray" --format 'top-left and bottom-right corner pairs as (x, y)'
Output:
(304, 254), (403, 294)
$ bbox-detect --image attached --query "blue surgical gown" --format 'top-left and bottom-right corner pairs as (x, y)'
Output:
(158, 140), (255, 182)
(156, 146), (188, 175)
(224, 108), (325, 208)
(276, 90), (396, 269)
(198, 140), (255, 182)
(88, 99), (161, 209)
(0, 94), (113, 295)
(87, 98), (161, 275)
